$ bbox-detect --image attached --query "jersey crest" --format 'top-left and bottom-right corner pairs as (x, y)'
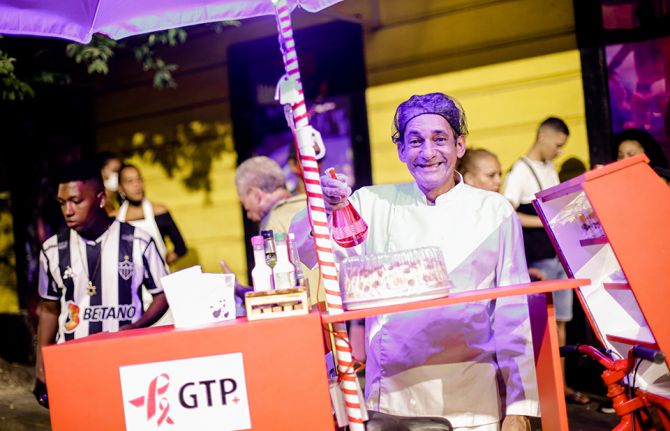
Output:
(119, 255), (134, 281)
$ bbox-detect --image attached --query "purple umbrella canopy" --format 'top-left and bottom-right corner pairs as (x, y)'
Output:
(0, 0), (341, 43)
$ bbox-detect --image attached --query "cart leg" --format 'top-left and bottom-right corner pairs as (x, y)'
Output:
(529, 293), (569, 430)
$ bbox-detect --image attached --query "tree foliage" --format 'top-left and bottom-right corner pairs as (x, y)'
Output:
(1, 21), (239, 100)
(0, 46), (34, 101)
(65, 34), (117, 75)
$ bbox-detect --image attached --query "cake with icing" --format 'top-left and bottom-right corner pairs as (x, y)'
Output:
(339, 247), (450, 310)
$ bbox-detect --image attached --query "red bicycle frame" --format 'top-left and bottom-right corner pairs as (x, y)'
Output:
(569, 345), (670, 431)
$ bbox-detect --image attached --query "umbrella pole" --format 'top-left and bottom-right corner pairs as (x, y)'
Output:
(272, 1), (365, 429)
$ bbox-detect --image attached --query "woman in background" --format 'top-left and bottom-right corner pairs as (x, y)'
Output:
(615, 128), (669, 169)
(458, 148), (502, 193)
(117, 164), (187, 265)
(116, 164), (187, 326)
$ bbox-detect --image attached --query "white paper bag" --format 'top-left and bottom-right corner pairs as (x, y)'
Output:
(161, 266), (236, 328)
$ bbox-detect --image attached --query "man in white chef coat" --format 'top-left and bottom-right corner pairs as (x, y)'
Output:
(291, 93), (539, 430)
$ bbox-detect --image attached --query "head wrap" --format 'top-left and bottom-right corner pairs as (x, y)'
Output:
(392, 93), (468, 145)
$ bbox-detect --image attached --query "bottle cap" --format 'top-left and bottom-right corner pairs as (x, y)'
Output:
(274, 232), (287, 241)
(251, 235), (264, 246)
(288, 232), (295, 240)
(261, 229), (273, 239)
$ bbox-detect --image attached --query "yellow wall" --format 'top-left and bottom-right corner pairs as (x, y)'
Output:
(367, 50), (589, 185)
(364, 0), (576, 86)
(126, 150), (249, 284)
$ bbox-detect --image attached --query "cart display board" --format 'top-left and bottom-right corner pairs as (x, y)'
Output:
(534, 154), (670, 397)
(43, 312), (333, 431)
(322, 278), (590, 431)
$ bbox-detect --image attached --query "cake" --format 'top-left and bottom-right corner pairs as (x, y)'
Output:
(339, 246), (450, 310)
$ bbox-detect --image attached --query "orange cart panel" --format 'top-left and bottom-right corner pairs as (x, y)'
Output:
(43, 312), (333, 431)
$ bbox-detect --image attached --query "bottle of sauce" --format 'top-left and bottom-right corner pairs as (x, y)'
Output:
(250, 235), (273, 291)
(272, 232), (296, 290)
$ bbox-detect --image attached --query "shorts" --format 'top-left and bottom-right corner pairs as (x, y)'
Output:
(528, 257), (573, 322)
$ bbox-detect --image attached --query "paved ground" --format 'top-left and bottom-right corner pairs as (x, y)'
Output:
(564, 397), (620, 430)
(0, 359), (50, 431)
(0, 356), (621, 431)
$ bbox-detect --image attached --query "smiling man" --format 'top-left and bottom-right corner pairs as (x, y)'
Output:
(35, 160), (168, 407)
(291, 93), (539, 430)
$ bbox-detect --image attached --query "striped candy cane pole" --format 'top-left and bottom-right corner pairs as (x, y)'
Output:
(272, 1), (365, 429)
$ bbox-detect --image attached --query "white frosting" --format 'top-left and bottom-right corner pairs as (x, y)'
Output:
(340, 247), (449, 305)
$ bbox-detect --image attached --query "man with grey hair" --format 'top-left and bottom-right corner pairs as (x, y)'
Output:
(235, 156), (294, 229)
(224, 155), (320, 302)
(291, 93), (539, 430)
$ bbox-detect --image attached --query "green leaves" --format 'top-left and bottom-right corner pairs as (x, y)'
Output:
(132, 31), (184, 89)
(0, 50), (34, 101)
(1, 20), (238, 100)
(146, 28), (188, 47)
(151, 60), (179, 89)
(65, 34), (117, 75)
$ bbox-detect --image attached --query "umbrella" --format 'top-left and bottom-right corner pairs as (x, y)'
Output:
(0, 0), (365, 429)
(0, 0), (339, 43)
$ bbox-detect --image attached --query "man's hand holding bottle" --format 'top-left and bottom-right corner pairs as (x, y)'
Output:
(320, 168), (351, 214)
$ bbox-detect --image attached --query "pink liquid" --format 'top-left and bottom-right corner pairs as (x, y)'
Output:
(327, 167), (368, 247)
(331, 202), (368, 247)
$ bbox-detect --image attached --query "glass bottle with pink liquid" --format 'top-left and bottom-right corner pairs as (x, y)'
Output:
(326, 168), (368, 247)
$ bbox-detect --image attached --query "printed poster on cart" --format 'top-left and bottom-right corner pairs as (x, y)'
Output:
(119, 353), (251, 431)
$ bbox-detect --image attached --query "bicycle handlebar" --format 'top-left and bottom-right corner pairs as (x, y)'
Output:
(561, 344), (614, 368)
(559, 345), (578, 356)
(632, 345), (665, 364)
(561, 344), (665, 371)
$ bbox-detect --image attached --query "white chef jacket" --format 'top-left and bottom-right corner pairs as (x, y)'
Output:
(290, 177), (540, 428)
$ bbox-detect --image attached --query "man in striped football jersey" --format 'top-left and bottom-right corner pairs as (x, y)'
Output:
(35, 160), (169, 404)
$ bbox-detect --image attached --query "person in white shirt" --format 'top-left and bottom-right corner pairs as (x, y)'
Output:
(502, 118), (589, 405)
(291, 93), (538, 430)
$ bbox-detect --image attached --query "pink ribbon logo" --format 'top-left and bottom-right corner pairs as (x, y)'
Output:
(130, 373), (175, 426)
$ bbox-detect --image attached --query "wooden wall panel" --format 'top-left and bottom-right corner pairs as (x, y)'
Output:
(94, 68), (230, 125)
(365, 0), (576, 85)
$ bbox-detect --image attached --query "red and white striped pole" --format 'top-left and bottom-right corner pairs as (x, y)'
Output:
(272, 1), (364, 429)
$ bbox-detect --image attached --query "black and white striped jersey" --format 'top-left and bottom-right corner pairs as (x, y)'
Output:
(38, 220), (168, 343)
